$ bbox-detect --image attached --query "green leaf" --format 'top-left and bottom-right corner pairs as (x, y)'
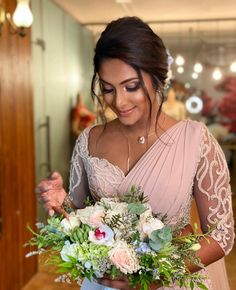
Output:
(197, 282), (209, 290)
(158, 227), (172, 241)
(179, 279), (184, 287)
(163, 268), (171, 280)
(149, 238), (164, 251)
(149, 227), (172, 251)
(128, 203), (146, 215)
(58, 262), (74, 269)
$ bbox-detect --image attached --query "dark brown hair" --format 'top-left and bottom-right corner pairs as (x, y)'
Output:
(91, 16), (169, 123)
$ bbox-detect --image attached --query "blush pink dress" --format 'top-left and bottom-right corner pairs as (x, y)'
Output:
(69, 119), (235, 290)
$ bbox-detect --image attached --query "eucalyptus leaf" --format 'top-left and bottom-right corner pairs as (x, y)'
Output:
(128, 203), (146, 215)
(149, 239), (164, 251)
(150, 227), (172, 243)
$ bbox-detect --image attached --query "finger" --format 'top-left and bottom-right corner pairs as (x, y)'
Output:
(46, 172), (63, 189)
(35, 183), (53, 194)
(37, 191), (52, 204)
(35, 187), (42, 194)
(40, 195), (50, 203)
(48, 171), (61, 181)
(48, 209), (55, 216)
(52, 206), (69, 219)
(46, 171), (53, 179)
(97, 278), (130, 290)
(38, 191), (53, 203)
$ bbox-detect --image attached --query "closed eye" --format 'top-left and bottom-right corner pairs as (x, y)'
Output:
(100, 83), (114, 95)
(125, 82), (141, 92)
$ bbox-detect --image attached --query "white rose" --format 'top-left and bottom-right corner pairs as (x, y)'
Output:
(99, 197), (119, 207)
(76, 205), (105, 227)
(136, 208), (153, 240)
(110, 202), (128, 212)
(105, 203), (128, 222)
(61, 215), (80, 234)
(89, 209), (105, 227)
(61, 241), (78, 262)
(108, 241), (141, 274)
(142, 218), (164, 238)
(100, 198), (128, 211)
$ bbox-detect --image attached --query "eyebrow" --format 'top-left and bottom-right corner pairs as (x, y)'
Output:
(99, 77), (139, 86)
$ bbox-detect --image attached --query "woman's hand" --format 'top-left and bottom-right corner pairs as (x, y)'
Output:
(35, 171), (68, 217)
(97, 276), (161, 290)
(97, 276), (134, 290)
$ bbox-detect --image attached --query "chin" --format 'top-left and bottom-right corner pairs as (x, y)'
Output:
(118, 117), (139, 126)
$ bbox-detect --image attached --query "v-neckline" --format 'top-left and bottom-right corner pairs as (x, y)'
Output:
(84, 120), (186, 178)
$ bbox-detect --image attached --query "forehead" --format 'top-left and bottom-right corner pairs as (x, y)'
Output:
(98, 58), (138, 83)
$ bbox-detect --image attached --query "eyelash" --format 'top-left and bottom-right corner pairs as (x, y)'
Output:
(101, 82), (141, 95)
(126, 82), (141, 92)
(102, 87), (113, 94)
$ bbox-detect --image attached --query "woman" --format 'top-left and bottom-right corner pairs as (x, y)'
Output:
(37, 17), (234, 290)
(162, 87), (186, 121)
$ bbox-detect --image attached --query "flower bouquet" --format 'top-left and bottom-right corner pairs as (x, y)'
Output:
(26, 186), (208, 290)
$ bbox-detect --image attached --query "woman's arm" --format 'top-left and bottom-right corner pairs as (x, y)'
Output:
(187, 124), (234, 271)
(36, 130), (91, 215)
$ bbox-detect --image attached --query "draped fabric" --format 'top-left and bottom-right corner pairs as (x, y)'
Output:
(69, 119), (234, 290)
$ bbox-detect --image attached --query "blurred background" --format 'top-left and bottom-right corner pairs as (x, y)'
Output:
(0, 0), (235, 289)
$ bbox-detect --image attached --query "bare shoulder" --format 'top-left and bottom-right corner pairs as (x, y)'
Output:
(160, 113), (179, 130)
(90, 119), (118, 138)
(88, 119), (120, 153)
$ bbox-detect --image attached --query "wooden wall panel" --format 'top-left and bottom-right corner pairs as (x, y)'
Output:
(0, 0), (37, 289)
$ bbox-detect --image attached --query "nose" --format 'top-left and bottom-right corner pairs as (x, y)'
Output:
(113, 88), (127, 109)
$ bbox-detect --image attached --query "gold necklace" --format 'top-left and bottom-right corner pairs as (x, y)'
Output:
(137, 132), (156, 144)
(120, 126), (157, 172)
(120, 130), (131, 172)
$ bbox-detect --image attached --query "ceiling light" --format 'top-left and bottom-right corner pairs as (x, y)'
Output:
(185, 83), (191, 89)
(212, 68), (222, 80)
(175, 55), (185, 66)
(177, 66), (184, 74)
(193, 62), (203, 73)
(191, 72), (198, 80)
(230, 61), (236, 73)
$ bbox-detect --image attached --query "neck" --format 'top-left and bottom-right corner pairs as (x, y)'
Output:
(119, 111), (166, 144)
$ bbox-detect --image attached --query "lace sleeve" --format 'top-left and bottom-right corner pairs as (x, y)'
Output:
(194, 124), (235, 255)
(68, 134), (91, 208)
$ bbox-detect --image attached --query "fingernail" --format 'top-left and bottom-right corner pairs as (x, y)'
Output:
(49, 209), (54, 216)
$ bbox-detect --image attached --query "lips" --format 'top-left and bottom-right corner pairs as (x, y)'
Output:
(117, 107), (136, 117)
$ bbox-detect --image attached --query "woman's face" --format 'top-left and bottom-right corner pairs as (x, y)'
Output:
(98, 58), (157, 126)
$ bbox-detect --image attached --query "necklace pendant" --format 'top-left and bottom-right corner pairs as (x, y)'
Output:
(138, 136), (145, 144)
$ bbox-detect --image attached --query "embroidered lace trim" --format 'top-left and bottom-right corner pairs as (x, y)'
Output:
(69, 127), (124, 205)
(195, 125), (235, 254)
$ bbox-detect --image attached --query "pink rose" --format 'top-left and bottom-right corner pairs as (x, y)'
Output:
(76, 206), (105, 227)
(109, 241), (140, 274)
(89, 210), (105, 227)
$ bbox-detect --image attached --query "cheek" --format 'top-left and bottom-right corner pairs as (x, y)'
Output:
(135, 93), (149, 109)
(103, 95), (113, 106)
